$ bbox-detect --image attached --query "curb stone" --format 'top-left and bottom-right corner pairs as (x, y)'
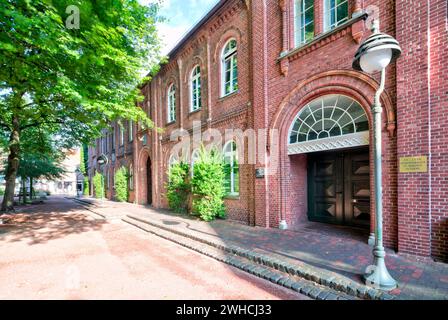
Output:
(122, 216), (355, 301)
(124, 214), (393, 300)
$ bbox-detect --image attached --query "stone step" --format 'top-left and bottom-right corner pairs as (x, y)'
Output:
(122, 215), (355, 300)
(124, 214), (394, 300)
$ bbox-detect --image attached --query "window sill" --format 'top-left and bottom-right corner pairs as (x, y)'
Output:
(278, 12), (367, 75)
(188, 108), (202, 116)
(219, 90), (239, 101)
(224, 193), (240, 200)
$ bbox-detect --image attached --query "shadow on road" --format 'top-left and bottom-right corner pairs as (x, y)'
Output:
(0, 197), (106, 246)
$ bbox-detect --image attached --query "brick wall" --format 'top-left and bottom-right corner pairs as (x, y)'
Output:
(87, 0), (448, 261)
(428, 0), (448, 262)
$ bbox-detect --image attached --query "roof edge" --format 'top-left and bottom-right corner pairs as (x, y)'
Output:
(142, 0), (229, 85)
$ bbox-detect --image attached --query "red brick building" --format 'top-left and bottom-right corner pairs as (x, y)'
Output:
(88, 0), (448, 262)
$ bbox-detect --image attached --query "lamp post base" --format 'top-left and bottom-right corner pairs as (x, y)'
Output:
(279, 220), (288, 230)
(364, 255), (397, 291)
(368, 233), (376, 246)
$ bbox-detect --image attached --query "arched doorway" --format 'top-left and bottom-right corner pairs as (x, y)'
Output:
(146, 157), (152, 206)
(288, 94), (371, 228)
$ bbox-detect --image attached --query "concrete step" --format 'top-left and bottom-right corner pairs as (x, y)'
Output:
(124, 214), (394, 300)
(122, 215), (356, 300)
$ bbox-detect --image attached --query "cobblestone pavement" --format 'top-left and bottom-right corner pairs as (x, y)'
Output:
(73, 197), (448, 300)
(0, 197), (308, 300)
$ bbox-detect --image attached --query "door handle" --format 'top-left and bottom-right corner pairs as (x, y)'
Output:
(352, 199), (369, 204)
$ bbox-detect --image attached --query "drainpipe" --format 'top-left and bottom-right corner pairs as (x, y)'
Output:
(426, 0), (432, 256)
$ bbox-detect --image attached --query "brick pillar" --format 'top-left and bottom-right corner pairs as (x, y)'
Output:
(250, 0), (270, 228)
(396, 1), (431, 257)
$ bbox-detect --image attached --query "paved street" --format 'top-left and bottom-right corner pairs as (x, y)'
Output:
(73, 197), (448, 300)
(0, 197), (307, 300)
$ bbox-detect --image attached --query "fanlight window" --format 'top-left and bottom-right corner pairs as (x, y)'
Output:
(168, 154), (178, 169)
(288, 95), (369, 154)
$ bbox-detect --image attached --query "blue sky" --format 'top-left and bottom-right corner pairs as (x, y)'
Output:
(140, 0), (220, 55)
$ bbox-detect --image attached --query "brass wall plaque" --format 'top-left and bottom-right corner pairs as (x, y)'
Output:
(399, 156), (428, 173)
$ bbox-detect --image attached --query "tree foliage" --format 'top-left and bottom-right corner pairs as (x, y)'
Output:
(166, 162), (191, 214)
(1, 126), (66, 181)
(0, 0), (163, 210)
(92, 172), (104, 199)
(191, 147), (226, 221)
(83, 176), (89, 196)
(79, 145), (86, 175)
(114, 166), (128, 202)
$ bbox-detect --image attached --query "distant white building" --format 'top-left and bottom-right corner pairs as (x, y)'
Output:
(35, 148), (82, 196)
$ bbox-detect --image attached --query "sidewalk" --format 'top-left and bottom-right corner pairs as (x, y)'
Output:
(73, 197), (448, 300)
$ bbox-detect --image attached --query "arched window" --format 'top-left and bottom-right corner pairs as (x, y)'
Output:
(288, 94), (369, 154)
(190, 66), (201, 112)
(191, 149), (200, 177)
(221, 39), (238, 97)
(223, 141), (239, 196)
(168, 154), (178, 172)
(167, 84), (176, 123)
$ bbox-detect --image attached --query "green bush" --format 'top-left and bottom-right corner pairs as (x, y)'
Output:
(0, 187), (4, 196)
(83, 177), (90, 196)
(191, 147), (226, 221)
(114, 167), (129, 202)
(93, 172), (105, 199)
(166, 162), (191, 214)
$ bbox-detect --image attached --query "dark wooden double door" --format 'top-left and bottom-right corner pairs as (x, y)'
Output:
(307, 148), (370, 228)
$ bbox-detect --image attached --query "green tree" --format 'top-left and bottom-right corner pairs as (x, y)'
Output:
(1, 126), (67, 203)
(83, 144), (89, 172)
(114, 167), (128, 202)
(92, 172), (104, 199)
(166, 162), (191, 214)
(79, 145), (86, 175)
(83, 176), (89, 196)
(0, 0), (163, 211)
(191, 147), (226, 222)
(17, 152), (65, 204)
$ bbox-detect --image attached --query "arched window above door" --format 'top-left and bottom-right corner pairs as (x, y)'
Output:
(288, 95), (369, 155)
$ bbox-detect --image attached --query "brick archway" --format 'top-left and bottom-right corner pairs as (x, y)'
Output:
(268, 70), (398, 248)
(137, 148), (152, 205)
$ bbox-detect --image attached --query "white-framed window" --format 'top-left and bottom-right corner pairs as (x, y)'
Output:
(110, 129), (115, 151)
(102, 136), (107, 153)
(128, 165), (134, 191)
(294, 0), (314, 46)
(221, 39), (238, 97)
(191, 149), (200, 177)
(128, 120), (133, 142)
(190, 65), (202, 112)
(119, 126), (125, 146)
(167, 84), (176, 123)
(223, 141), (239, 196)
(324, 0), (349, 31)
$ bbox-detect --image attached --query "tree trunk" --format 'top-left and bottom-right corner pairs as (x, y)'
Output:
(22, 178), (27, 205)
(30, 177), (34, 200)
(1, 117), (21, 212)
